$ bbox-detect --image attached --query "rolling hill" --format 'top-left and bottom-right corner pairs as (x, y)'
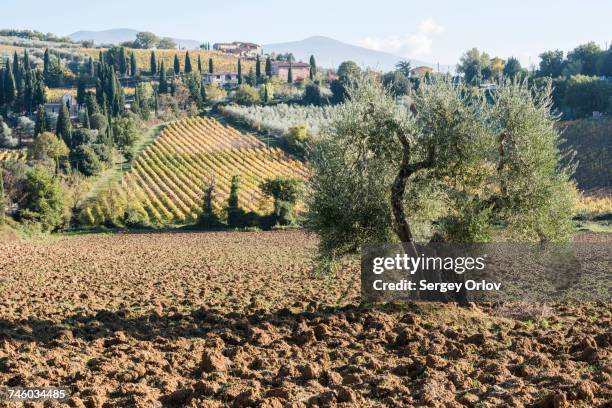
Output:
(264, 36), (433, 71)
(81, 117), (308, 226)
(69, 28), (201, 49)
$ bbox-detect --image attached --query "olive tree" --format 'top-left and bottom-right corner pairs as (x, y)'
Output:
(306, 76), (575, 269)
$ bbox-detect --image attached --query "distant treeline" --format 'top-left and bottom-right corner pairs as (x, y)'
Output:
(0, 29), (75, 44)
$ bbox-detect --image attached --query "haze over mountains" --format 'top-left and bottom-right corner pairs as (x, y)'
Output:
(68, 29), (440, 71)
(263, 36), (433, 72)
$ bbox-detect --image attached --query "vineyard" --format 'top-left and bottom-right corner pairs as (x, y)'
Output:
(82, 117), (308, 225)
(0, 148), (27, 162)
(81, 48), (255, 75)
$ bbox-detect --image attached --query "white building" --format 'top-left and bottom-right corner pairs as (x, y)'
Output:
(202, 72), (239, 87)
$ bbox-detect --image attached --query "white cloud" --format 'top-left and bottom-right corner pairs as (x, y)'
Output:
(358, 18), (445, 57)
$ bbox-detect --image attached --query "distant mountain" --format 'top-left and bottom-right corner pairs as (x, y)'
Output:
(263, 36), (432, 72)
(69, 29), (201, 49)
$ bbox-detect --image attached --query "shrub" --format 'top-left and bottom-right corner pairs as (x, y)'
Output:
(260, 176), (304, 225)
(233, 85), (261, 106)
(69, 145), (104, 176)
(19, 166), (66, 231)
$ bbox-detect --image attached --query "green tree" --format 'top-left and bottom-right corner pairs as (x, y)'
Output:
(174, 54), (180, 75)
(118, 47), (128, 76)
(4, 60), (16, 104)
(457, 48), (491, 84)
(226, 175), (243, 227)
(34, 105), (46, 136)
(309, 55), (317, 80)
(55, 103), (72, 147)
(150, 50), (157, 74)
(237, 59), (242, 84)
(567, 42), (602, 76)
(538, 50), (564, 78)
(307, 76), (575, 270)
(135, 32), (160, 49)
(157, 37), (177, 49)
(265, 56), (272, 77)
(564, 75), (612, 117)
(158, 61), (168, 93)
(197, 55), (202, 72)
(503, 57), (523, 79)
(255, 55), (261, 81)
(287, 61), (293, 83)
(233, 85), (260, 105)
(20, 165), (65, 231)
(197, 176), (222, 227)
(395, 60), (412, 77)
(208, 58), (214, 73)
(27, 131), (69, 165)
(184, 51), (192, 73)
(43, 48), (50, 77)
(130, 52), (138, 77)
(260, 176), (304, 225)
(303, 82), (323, 105)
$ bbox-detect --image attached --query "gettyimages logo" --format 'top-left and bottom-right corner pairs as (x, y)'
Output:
(361, 242), (611, 303)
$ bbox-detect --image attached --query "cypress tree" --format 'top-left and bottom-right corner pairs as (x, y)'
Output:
(0, 168), (4, 226)
(197, 55), (202, 72)
(265, 56), (272, 77)
(130, 53), (137, 77)
(87, 57), (95, 77)
(43, 48), (50, 77)
(76, 75), (86, 107)
(227, 175), (242, 227)
(34, 105), (46, 136)
(154, 90), (158, 117)
(174, 54), (180, 75)
(23, 49), (30, 70)
(237, 59), (242, 84)
(132, 86), (141, 116)
(159, 61), (168, 93)
(0, 68), (5, 106)
(255, 55), (261, 81)
(200, 82), (207, 105)
(184, 51), (192, 73)
(118, 47), (128, 76)
(309, 55), (316, 80)
(4, 60), (16, 104)
(82, 106), (91, 129)
(287, 61), (293, 83)
(208, 58), (213, 73)
(99, 50), (103, 63)
(56, 103), (72, 147)
(12, 51), (19, 82)
(150, 50), (157, 75)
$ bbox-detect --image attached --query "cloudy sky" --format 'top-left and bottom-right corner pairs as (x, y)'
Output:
(2, 0), (610, 66)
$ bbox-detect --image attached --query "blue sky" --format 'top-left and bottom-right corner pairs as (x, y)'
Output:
(2, 0), (610, 66)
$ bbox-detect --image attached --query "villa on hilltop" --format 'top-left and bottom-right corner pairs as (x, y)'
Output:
(213, 42), (261, 58)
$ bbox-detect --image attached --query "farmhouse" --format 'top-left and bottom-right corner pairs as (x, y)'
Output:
(213, 42), (261, 58)
(271, 61), (310, 82)
(44, 92), (78, 118)
(203, 72), (239, 87)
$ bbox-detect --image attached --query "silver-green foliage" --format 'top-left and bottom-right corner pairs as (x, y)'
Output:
(306, 75), (575, 269)
(221, 104), (338, 136)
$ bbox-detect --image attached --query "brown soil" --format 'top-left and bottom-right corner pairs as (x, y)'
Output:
(0, 231), (610, 407)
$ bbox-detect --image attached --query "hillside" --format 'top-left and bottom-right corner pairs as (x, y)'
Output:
(69, 28), (201, 49)
(78, 48), (253, 75)
(560, 118), (612, 191)
(263, 36), (433, 71)
(81, 117), (308, 225)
